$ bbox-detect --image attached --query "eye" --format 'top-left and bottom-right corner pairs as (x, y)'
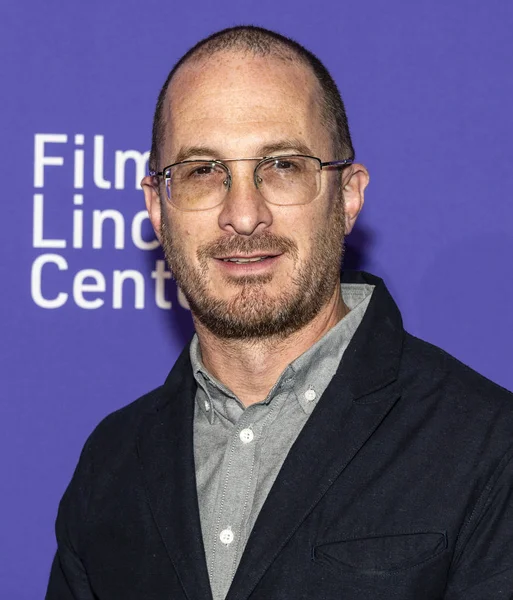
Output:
(189, 164), (217, 177)
(177, 162), (227, 182)
(274, 159), (296, 170)
(257, 156), (305, 180)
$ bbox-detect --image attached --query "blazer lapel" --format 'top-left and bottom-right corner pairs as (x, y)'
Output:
(137, 348), (213, 600)
(227, 272), (405, 600)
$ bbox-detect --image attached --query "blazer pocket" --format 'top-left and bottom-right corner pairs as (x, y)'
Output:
(313, 531), (447, 575)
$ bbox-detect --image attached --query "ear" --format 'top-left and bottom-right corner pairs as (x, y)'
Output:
(342, 164), (369, 235)
(141, 175), (163, 243)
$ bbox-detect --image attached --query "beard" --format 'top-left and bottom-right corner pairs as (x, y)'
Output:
(160, 196), (346, 340)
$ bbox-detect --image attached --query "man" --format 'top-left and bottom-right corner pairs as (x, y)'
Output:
(46, 26), (513, 600)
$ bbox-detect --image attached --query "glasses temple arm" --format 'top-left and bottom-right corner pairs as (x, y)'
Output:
(320, 159), (354, 169)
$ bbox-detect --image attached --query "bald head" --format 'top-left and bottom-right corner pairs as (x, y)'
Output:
(149, 25), (354, 172)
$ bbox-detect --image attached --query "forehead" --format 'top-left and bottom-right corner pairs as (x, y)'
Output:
(162, 51), (330, 159)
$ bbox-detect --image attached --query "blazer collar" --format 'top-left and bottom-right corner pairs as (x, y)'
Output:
(137, 347), (213, 600)
(338, 270), (404, 402)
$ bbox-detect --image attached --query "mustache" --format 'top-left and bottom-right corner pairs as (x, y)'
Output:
(198, 232), (298, 260)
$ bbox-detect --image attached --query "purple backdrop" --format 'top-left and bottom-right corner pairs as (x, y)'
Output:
(1, 1), (512, 597)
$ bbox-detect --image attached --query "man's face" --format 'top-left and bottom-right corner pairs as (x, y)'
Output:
(144, 51), (366, 339)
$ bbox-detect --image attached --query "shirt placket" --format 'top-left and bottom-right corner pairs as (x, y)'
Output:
(208, 395), (282, 600)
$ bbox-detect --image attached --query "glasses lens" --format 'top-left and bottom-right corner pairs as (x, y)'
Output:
(165, 161), (229, 210)
(255, 156), (321, 205)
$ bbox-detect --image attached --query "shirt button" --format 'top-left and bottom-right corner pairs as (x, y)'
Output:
(304, 388), (316, 402)
(239, 428), (254, 443)
(219, 528), (234, 545)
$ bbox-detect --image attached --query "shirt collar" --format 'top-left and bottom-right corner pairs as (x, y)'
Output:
(190, 282), (374, 422)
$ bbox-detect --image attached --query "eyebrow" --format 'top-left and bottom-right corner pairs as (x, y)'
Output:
(174, 146), (220, 163)
(172, 138), (314, 164)
(259, 138), (314, 157)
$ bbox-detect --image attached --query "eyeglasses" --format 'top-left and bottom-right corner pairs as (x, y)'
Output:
(149, 154), (353, 211)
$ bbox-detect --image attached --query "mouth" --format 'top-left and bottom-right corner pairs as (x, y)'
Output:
(213, 253), (283, 273)
(216, 254), (279, 264)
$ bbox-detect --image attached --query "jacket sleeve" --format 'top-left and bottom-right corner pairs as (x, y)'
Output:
(46, 543), (96, 600)
(444, 446), (513, 599)
(45, 438), (96, 600)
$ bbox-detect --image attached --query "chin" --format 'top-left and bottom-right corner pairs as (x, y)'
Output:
(186, 278), (327, 341)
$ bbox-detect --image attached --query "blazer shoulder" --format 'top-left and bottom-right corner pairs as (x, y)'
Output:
(88, 344), (194, 450)
(100, 384), (166, 431)
(404, 332), (510, 385)
(72, 347), (194, 485)
(401, 331), (513, 416)
(78, 384), (166, 459)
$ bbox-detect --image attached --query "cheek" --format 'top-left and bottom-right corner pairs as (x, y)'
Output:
(303, 208), (341, 260)
(290, 206), (330, 247)
(168, 215), (219, 265)
(166, 214), (197, 245)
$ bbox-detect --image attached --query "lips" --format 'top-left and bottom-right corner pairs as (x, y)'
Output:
(199, 233), (297, 267)
(218, 255), (278, 264)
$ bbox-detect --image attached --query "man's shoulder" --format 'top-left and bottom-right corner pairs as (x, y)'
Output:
(85, 346), (193, 454)
(401, 331), (513, 421)
(84, 384), (168, 456)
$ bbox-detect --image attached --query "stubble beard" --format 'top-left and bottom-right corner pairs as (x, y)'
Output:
(160, 197), (346, 340)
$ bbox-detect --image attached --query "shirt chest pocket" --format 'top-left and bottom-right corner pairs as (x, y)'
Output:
(313, 531), (447, 575)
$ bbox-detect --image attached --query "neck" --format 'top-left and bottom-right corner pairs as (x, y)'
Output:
(193, 285), (348, 407)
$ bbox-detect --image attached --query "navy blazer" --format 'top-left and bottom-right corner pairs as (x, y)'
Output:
(46, 271), (513, 599)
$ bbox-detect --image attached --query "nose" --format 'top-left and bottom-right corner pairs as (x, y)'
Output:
(217, 163), (273, 236)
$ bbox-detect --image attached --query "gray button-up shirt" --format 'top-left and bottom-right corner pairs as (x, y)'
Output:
(191, 282), (374, 600)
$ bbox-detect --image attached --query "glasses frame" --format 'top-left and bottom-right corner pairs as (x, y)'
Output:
(149, 154), (354, 211)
